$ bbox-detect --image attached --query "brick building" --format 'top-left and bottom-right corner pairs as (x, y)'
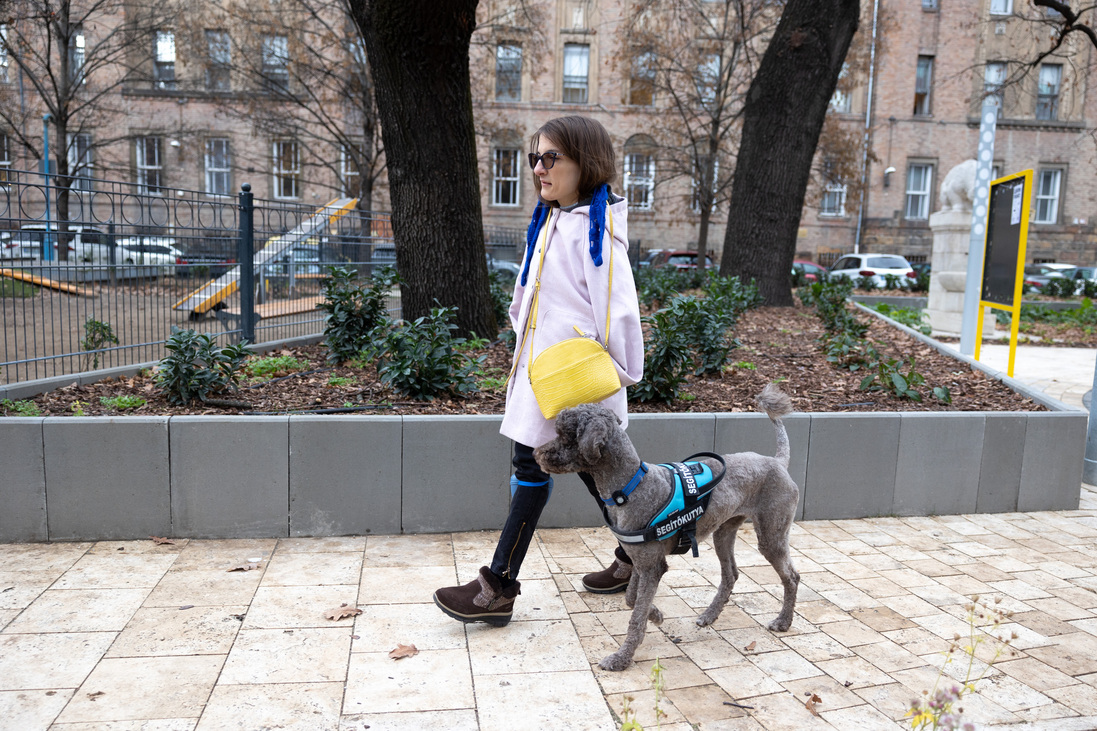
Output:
(2, 0), (1093, 266)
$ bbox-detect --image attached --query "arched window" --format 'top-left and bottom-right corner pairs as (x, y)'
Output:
(623, 135), (656, 212)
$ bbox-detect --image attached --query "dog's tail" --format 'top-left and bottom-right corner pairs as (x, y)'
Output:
(757, 384), (793, 468)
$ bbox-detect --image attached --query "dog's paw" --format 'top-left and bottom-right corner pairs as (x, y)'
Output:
(696, 610), (719, 627)
(767, 617), (792, 633)
(648, 605), (663, 625)
(599, 651), (633, 672)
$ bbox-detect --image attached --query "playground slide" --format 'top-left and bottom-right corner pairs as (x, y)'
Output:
(172, 197), (358, 316)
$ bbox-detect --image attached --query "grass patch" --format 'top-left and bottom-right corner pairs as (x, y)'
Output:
(100, 395), (147, 411)
(245, 355), (310, 379)
(1, 398), (41, 416)
(0, 277), (39, 298)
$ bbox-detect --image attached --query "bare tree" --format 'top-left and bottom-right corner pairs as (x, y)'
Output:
(0, 0), (179, 256)
(616, 0), (780, 265)
(177, 0), (384, 210)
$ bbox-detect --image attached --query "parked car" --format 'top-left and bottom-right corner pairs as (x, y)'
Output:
(487, 254), (520, 286)
(1070, 266), (1097, 294)
(827, 253), (916, 288)
(113, 236), (185, 274)
(911, 261), (932, 276)
(636, 249), (665, 268)
(1023, 263), (1076, 291)
(0, 224), (110, 262)
(791, 260), (827, 283)
(648, 250), (715, 270)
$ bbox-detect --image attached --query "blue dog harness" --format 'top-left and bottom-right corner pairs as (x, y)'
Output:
(599, 452), (726, 557)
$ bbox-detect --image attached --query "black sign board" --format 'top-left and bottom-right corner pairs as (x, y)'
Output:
(980, 173), (1030, 307)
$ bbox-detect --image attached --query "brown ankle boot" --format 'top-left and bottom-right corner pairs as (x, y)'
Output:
(582, 559), (632, 594)
(433, 566), (521, 627)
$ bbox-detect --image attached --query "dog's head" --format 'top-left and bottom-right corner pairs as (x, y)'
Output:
(534, 404), (622, 474)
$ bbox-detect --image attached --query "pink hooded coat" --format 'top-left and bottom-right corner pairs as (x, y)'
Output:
(500, 197), (645, 448)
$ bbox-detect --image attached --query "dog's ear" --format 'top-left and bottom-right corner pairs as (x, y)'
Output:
(578, 408), (613, 465)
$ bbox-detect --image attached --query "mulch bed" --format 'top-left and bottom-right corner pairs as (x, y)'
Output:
(15, 300), (1049, 417)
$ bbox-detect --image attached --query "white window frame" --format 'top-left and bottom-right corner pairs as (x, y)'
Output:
(624, 152), (654, 211)
(205, 137), (231, 196)
(154, 31), (176, 89)
(135, 136), (164, 194)
(70, 25), (86, 85)
(0, 24), (9, 84)
(914, 56), (933, 115)
(1036, 63), (1061, 121)
(205, 30), (231, 92)
(990, 0), (1013, 15)
(272, 139), (300, 200)
(340, 144), (360, 198)
(495, 43), (522, 102)
(821, 183), (847, 217)
(262, 34), (290, 93)
(1033, 168), (1062, 224)
(491, 147), (520, 207)
(697, 53), (721, 106)
(562, 44), (589, 104)
(67, 133), (93, 191)
(905, 163), (933, 220)
(629, 51), (656, 106)
(690, 156), (719, 213)
(0, 132), (11, 186)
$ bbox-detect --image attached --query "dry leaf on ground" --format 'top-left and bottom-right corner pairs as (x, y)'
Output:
(149, 535), (175, 544)
(744, 641), (757, 652)
(389, 643), (419, 660)
(805, 693), (823, 716)
(227, 562), (260, 572)
(324, 603), (363, 621)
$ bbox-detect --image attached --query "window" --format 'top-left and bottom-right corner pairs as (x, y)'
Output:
(1034, 168), (1062, 224)
(629, 51), (655, 106)
(70, 25), (85, 84)
(1036, 63), (1061, 120)
(905, 163), (933, 220)
(272, 139), (300, 199)
(0, 132), (10, 185)
(495, 44), (521, 102)
(697, 53), (721, 105)
(990, 0), (1012, 14)
(690, 156), (718, 213)
(206, 30), (231, 91)
(821, 184), (847, 216)
(562, 44), (589, 103)
(624, 153), (654, 211)
(67, 133), (92, 191)
(830, 63), (851, 113)
(205, 138), (230, 196)
(262, 35), (289, 93)
(984, 62), (1006, 114)
(340, 144), (360, 198)
(1, 25), (9, 84)
(135, 136), (164, 194)
(492, 148), (520, 206)
(154, 31), (175, 89)
(913, 56), (933, 115)
(922, 0), (938, 10)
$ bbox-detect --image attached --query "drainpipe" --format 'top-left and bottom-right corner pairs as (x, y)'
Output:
(853, 0), (881, 255)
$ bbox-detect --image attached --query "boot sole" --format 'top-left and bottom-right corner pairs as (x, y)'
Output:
(433, 592), (513, 627)
(582, 580), (629, 594)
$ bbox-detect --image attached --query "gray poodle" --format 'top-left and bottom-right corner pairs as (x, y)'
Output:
(534, 384), (800, 671)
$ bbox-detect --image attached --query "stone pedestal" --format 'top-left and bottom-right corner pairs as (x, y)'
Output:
(925, 209), (996, 337)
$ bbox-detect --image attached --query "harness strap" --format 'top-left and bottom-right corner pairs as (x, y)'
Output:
(603, 462), (648, 507)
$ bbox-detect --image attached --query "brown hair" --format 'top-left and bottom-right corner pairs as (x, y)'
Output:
(530, 116), (616, 206)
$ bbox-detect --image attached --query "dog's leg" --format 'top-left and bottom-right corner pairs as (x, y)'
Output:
(623, 571), (663, 625)
(754, 512), (799, 633)
(600, 559), (665, 671)
(697, 516), (746, 627)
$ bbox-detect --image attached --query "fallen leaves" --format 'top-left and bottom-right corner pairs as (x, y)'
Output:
(227, 562), (261, 572)
(389, 643), (419, 660)
(804, 693), (823, 716)
(149, 535), (175, 545)
(324, 603), (363, 621)
(744, 641), (757, 652)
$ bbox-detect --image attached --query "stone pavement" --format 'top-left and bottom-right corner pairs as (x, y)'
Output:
(5, 495), (1097, 731)
(943, 341), (1097, 412)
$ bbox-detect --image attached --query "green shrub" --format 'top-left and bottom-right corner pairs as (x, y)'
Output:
(157, 329), (250, 405)
(634, 266), (695, 309)
(882, 273), (902, 290)
(245, 355), (309, 379)
(374, 305), (484, 400)
(1042, 277), (1075, 298)
(318, 265), (401, 364)
(0, 398), (41, 416)
(872, 303), (932, 335)
(488, 268), (512, 331)
(910, 270), (931, 293)
(628, 306), (693, 403)
(81, 318), (119, 370)
(855, 274), (877, 291)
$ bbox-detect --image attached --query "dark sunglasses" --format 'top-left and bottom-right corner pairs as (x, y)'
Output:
(528, 151), (564, 170)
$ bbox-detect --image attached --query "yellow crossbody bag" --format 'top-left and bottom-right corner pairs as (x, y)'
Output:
(519, 208), (622, 419)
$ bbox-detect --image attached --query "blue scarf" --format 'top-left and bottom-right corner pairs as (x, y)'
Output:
(520, 184), (610, 286)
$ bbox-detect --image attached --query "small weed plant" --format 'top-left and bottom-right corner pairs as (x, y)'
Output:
(327, 375), (355, 387)
(157, 329), (250, 405)
(81, 318), (119, 370)
(855, 274), (877, 291)
(882, 273), (902, 290)
(0, 398), (41, 416)
(373, 305), (484, 400)
(873, 303), (932, 336)
(319, 265), (401, 364)
(619, 658), (667, 730)
(245, 354), (309, 379)
(906, 595), (1016, 730)
(100, 395), (146, 411)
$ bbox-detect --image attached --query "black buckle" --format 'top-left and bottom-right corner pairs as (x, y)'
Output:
(612, 490), (628, 506)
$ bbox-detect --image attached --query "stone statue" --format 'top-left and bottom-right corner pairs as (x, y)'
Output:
(938, 159), (977, 213)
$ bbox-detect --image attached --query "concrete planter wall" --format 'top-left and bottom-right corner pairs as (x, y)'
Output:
(0, 408), (1086, 542)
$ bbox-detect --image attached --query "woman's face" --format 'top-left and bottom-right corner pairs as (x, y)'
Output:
(533, 135), (581, 208)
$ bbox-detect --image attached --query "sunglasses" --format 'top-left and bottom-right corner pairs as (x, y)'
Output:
(528, 151), (564, 170)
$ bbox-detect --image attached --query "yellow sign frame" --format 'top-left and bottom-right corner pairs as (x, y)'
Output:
(973, 169), (1032, 377)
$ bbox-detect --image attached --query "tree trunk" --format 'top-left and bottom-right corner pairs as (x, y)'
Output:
(349, 0), (495, 338)
(720, 0), (860, 305)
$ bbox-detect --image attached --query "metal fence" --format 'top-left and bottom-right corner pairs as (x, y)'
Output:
(1, 169), (522, 385)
